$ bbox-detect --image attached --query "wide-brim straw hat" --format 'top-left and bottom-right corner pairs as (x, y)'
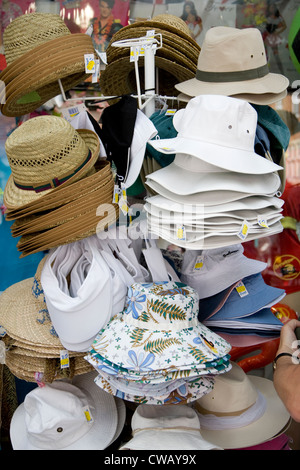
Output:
(0, 13), (96, 117)
(100, 14), (199, 97)
(3, 115), (100, 210)
(175, 26), (289, 105)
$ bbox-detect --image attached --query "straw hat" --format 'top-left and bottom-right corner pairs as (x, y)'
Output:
(3, 115), (100, 210)
(99, 14), (199, 97)
(0, 13), (96, 117)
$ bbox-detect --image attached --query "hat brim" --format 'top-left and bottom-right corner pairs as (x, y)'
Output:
(146, 163), (281, 196)
(148, 135), (283, 175)
(197, 375), (291, 449)
(175, 72), (289, 98)
(4, 129), (100, 210)
(177, 89), (288, 106)
(10, 370), (122, 450)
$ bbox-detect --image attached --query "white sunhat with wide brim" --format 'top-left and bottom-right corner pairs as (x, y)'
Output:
(9, 371), (126, 450)
(148, 95), (283, 175)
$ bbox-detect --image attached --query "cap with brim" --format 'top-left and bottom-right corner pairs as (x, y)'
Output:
(4, 116), (100, 210)
(146, 156), (281, 196)
(194, 363), (290, 449)
(119, 404), (222, 450)
(9, 371), (124, 450)
(145, 179), (282, 206)
(148, 95), (283, 175)
(174, 26), (289, 99)
(90, 281), (231, 374)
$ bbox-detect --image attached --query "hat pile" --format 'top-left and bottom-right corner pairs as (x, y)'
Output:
(145, 94), (284, 249)
(194, 362), (291, 449)
(2, 114), (119, 257)
(0, 257), (94, 384)
(99, 14), (200, 97)
(0, 12), (96, 117)
(85, 281), (232, 405)
(9, 371), (126, 450)
(175, 26), (289, 106)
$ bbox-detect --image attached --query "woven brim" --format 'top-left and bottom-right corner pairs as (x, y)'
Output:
(0, 34), (95, 117)
(100, 55), (196, 97)
(10, 172), (114, 236)
(4, 161), (111, 220)
(4, 129), (100, 210)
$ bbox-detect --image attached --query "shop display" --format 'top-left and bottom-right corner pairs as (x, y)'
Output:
(0, 8), (298, 453)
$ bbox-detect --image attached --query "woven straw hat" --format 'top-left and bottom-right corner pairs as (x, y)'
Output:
(0, 13), (95, 117)
(100, 14), (199, 97)
(3, 115), (100, 209)
(0, 256), (93, 382)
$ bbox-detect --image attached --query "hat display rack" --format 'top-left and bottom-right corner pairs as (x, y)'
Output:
(0, 10), (296, 452)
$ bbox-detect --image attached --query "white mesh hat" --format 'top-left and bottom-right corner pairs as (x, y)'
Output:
(180, 244), (267, 299)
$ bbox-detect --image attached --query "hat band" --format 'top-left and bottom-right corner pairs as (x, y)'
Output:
(195, 64), (269, 83)
(14, 149), (92, 193)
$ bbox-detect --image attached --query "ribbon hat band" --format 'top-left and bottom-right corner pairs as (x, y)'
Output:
(14, 149), (92, 193)
(196, 64), (269, 83)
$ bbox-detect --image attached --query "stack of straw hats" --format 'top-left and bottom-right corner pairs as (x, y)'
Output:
(3, 114), (119, 257)
(99, 14), (200, 97)
(145, 94), (285, 249)
(0, 257), (94, 384)
(85, 281), (232, 405)
(0, 12), (96, 117)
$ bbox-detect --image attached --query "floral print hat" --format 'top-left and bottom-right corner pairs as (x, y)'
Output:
(88, 281), (232, 375)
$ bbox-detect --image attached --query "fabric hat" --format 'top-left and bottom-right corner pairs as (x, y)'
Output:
(198, 273), (286, 323)
(40, 237), (115, 352)
(177, 90), (288, 106)
(0, 12), (95, 117)
(119, 404), (222, 450)
(194, 362), (290, 449)
(90, 281), (231, 374)
(148, 95), (282, 175)
(175, 26), (289, 102)
(3, 115), (100, 209)
(9, 370), (126, 450)
(146, 153), (281, 197)
(180, 244), (267, 299)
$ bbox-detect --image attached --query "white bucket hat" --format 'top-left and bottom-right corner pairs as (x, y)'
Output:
(40, 237), (113, 352)
(148, 95), (283, 175)
(124, 109), (157, 189)
(9, 371), (126, 450)
(146, 153), (281, 197)
(174, 27), (289, 101)
(194, 362), (290, 449)
(180, 244), (267, 299)
(119, 404), (222, 450)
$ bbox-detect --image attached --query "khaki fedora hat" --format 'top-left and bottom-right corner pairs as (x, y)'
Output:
(0, 12), (95, 117)
(3, 115), (100, 210)
(175, 26), (289, 105)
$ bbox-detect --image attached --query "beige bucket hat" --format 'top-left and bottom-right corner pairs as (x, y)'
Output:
(175, 26), (289, 105)
(0, 12), (95, 117)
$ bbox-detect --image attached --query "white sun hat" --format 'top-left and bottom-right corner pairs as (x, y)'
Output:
(9, 371), (126, 450)
(40, 236), (113, 352)
(148, 95), (283, 175)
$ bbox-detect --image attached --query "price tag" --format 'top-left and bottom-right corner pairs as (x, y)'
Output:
(237, 220), (249, 240)
(257, 216), (269, 228)
(194, 255), (204, 271)
(236, 281), (249, 298)
(61, 103), (87, 122)
(165, 109), (176, 116)
(82, 405), (94, 423)
(60, 349), (70, 369)
(176, 225), (186, 241)
(84, 54), (96, 73)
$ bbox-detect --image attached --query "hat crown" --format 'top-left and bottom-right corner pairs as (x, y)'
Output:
(174, 95), (257, 153)
(198, 26), (267, 73)
(123, 281), (199, 329)
(3, 13), (70, 65)
(5, 115), (90, 187)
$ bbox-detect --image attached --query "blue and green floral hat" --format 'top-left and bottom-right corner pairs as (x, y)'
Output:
(89, 281), (231, 374)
